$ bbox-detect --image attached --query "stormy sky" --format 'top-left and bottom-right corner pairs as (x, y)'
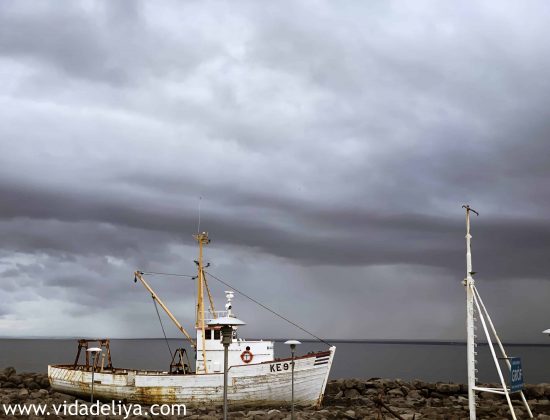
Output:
(1, 0), (550, 343)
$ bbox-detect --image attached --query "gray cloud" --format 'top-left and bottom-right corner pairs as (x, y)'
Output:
(0, 0), (549, 342)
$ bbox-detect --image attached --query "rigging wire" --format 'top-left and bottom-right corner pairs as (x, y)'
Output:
(152, 296), (173, 358)
(139, 269), (333, 347)
(205, 270), (333, 347)
(141, 271), (195, 278)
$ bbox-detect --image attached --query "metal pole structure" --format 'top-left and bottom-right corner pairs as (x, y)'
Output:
(472, 292), (517, 420)
(291, 346), (295, 420)
(223, 328), (230, 420)
(207, 316), (245, 420)
(473, 286), (533, 418)
(86, 347), (101, 404)
(285, 340), (301, 419)
(194, 232), (210, 373)
(461, 205), (532, 419)
(90, 353), (95, 404)
(462, 205), (478, 420)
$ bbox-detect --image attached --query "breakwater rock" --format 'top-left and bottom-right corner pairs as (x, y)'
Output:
(324, 378), (550, 419)
(2, 368), (550, 419)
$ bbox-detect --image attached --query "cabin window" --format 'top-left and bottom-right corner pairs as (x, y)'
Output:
(213, 330), (221, 340)
(204, 329), (212, 339)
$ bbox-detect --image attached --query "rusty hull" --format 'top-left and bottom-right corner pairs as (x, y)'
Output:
(48, 346), (336, 407)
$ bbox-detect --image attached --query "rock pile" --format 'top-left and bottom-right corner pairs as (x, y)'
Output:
(2, 368), (550, 419)
(324, 378), (550, 419)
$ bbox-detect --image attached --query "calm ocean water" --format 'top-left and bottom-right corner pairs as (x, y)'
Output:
(1, 339), (550, 384)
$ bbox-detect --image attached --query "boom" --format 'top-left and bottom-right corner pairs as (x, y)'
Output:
(134, 271), (196, 349)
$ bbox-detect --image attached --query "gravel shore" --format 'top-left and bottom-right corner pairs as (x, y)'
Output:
(2, 367), (550, 419)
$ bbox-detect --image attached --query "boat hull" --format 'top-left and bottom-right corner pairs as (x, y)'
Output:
(48, 347), (335, 407)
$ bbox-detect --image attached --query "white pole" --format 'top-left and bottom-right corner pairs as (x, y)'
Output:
(291, 346), (295, 420)
(285, 339), (301, 418)
(90, 353), (96, 404)
(464, 206), (477, 420)
(223, 339), (229, 420)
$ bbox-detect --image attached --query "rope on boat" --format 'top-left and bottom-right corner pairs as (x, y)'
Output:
(141, 270), (334, 347)
(204, 270), (333, 347)
(152, 296), (173, 358)
(141, 271), (195, 278)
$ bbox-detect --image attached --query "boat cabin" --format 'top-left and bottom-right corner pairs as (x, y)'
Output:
(195, 291), (274, 373)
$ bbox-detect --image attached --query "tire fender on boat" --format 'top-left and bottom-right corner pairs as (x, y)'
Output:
(240, 350), (253, 363)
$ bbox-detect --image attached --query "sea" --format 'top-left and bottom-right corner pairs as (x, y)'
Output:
(1, 339), (550, 384)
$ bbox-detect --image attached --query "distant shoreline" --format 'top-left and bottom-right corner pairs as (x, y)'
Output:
(1, 337), (550, 346)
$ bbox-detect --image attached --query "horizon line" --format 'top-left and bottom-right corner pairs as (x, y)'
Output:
(1, 337), (550, 346)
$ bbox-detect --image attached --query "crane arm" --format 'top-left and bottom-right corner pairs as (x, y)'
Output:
(134, 271), (196, 349)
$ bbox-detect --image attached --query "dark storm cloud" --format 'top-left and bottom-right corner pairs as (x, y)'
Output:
(0, 1), (219, 86)
(1, 0), (550, 339)
(2, 177), (550, 282)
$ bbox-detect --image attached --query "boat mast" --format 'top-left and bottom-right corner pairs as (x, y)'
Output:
(463, 205), (477, 420)
(194, 231), (210, 373)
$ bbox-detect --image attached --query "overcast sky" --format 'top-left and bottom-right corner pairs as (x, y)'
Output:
(1, 0), (549, 343)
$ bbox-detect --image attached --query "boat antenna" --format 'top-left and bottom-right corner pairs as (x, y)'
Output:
(197, 196), (202, 234)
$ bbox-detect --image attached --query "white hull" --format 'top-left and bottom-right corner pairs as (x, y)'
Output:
(48, 347), (335, 407)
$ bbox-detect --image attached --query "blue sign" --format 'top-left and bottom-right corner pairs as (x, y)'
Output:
(510, 357), (524, 393)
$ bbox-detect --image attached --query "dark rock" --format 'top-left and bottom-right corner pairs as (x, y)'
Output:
(343, 378), (356, 389)
(380, 379), (397, 390)
(363, 388), (378, 397)
(406, 389), (422, 399)
(419, 388), (430, 398)
(28, 381), (40, 390)
(9, 375), (22, 385)
(3, 367), (16, 377)
(343, 388), (361, 399)
(435, 382), (461, 394)
(479, 391), (499, 400)
(364, 380), (378, 389)
(354, 381), (366, 393)
(387, 388), (405, 398)
(325, 381), (341, 395)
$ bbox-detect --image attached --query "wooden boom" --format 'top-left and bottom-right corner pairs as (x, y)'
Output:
(134, 271), (196, 349)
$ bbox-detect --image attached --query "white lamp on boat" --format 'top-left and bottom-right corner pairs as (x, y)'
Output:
(207, 316), (246, 420)
(284, 340), (301, 420)
(86, 347), (102, 403)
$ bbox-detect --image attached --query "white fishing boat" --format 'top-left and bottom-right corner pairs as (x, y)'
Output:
(48, 232), (336, 407)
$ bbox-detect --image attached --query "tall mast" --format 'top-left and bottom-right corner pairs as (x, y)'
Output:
(462, 205), (478, 420)
(194, 231), (210, 373)
(461, 205), (533, 419)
